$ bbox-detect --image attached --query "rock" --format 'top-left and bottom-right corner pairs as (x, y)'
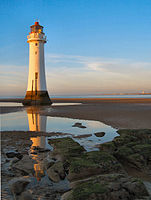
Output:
(6, 151), (23, 159)
(9, 178), (30, 195)
(61, 190), (72, 200)
(73, 134), (92, 138)
(99, 141), (116, 153)
(42, 158), (55, 170)
(72, 122), (87, 129)
(99, 129), (151, 178)
(15, 153), (23, 160)
(6, 151), (17, 158)
(47, 167), (60, 182)
(68, 151), (124, 182)
(19, 191), (33, 200)
(31, 146), (50, 153)
(38, 148), (50, 153)
(47, 161), (65, 182)
(143, 181), (151, 196)
(65, 174), (149, 200)
(123, 180), (149, 197)
(52, 161), (66, 179)
(49, 137), (85, 161)
(10, 157), (20, 166)
(94, 132), (105, 137)
(12, 155), (35, 175)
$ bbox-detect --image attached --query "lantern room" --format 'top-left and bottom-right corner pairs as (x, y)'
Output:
(30, 22), (43, 34)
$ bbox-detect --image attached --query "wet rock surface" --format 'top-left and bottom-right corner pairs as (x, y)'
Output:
(12, 155), (35, 175)
(94, 131), (105, 137)
(63, 174), (149, 200)
(1, 130), (151, 199)
(99, 129), (151, 179)
(19, 190), (33, 200)
(1, 131), (70, 200)
(67, 151), (124, 181)
(49, 132), (151, 199)
(72, 122), (87, 129)
(9, 177), (30, 195)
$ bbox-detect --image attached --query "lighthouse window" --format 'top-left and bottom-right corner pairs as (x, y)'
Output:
(35, 43), (38, 46)
(35, 51), (37, 55)
(35, 72), (38, 79)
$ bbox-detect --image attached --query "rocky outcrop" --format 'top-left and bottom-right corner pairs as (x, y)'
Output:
(99, 129), (151, 176)
(68, 151), (124, 181)
(49, 135), (150, 199)
(2, 130), (151, 200)
(63, 174), (149, 200)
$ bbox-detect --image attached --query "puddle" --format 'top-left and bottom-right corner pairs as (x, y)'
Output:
(1, 106), (118, 151)
(0, 102), (81, 107)
(0, 102), (23, 107)
(52, 103), (82, 106)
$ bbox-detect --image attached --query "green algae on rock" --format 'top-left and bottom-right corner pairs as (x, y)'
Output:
(48, 137), (85, 161)
(64, 174), (149, 200)
(99, 129), (151, 179)
(68, 151), (124, 181)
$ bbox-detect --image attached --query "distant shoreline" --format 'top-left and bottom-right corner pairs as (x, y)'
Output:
(0, 97), (151, 104)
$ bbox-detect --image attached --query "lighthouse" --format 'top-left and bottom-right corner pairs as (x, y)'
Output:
(23, 22), (51, 105)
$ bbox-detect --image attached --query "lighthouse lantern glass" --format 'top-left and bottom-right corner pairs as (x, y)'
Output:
(30, 25), (43, 34)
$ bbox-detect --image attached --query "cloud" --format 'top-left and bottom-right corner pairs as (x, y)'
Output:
(0, 54), (151, 96)
(0, 65), (28, 96)
(45, 53), (151, 94)
(46, 53), (151, 75)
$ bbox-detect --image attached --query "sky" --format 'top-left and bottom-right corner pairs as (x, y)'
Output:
(0, 0), (151, 97)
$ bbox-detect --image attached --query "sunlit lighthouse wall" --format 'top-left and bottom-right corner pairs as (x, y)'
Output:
(23, 22), (51, 105)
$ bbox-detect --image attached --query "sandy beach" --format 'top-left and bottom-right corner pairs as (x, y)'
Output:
(1, 98), (151, 129)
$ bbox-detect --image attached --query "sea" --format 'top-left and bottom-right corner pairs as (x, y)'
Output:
(0, 94), (151, 99)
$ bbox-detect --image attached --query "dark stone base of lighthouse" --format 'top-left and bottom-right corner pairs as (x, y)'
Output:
(23, 91), (52, 106)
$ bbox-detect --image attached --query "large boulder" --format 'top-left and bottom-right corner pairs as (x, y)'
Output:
(68, 151), (124, 182)
(9, 177), (30, 195)
(48, 137), (85, 161)
(12, 155), (35, 175)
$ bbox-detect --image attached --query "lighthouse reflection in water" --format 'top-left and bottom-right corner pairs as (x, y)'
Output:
(26, 107), (48, 181)
(23, 106), (118, 181)
(27, 107), (47, 132)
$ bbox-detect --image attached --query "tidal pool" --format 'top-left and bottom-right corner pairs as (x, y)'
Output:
(1, 105), (118, 151)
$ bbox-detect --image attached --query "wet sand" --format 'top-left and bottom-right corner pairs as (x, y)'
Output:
(1, 98), (151, 129)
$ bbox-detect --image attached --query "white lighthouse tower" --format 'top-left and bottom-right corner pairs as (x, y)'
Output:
(23, 22), (51, 105)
